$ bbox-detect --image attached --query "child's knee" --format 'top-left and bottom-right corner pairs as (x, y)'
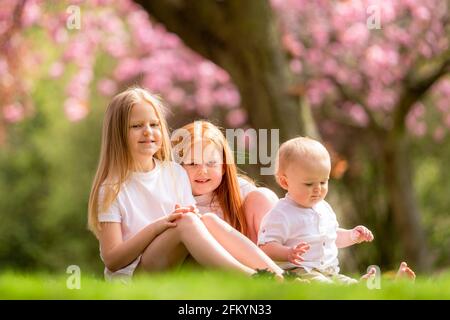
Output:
(177, 212), (202, 230)
(200, 212), (220, 224)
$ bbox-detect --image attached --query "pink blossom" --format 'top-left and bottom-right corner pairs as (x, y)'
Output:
(166, 87), (186, 106)
(66, 81), (89, 101)
(97, 78), (118, 96)
(0, 58), (8, 75)
(64, 98), (88, 122)
(282, 33), (303, 57)
(3, 103), (25, 123)
(48, 62), (64, 78)
(113, 58), (141, 82)
(412, 6), (431, 21)
(433, 126), (445, 142)
(366, 45), (399, 68)
(436, 98), (449, 113)
(343, 102), (369, 126)
(22, 0), (41, 27)
(103, 37), (129, 58)
(142, 75), (171, 93)
(341, 23), (369, 47)
(435, 79), (450, 96)
(226, 109), (247, 127)
(213, 87), (241, 109)
(195, 89), (214, 115)
(214, 69), (231, 84)
(289, 59), (302, 74)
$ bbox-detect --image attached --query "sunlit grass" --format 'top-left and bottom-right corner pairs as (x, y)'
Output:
(1, 269), (449, 299)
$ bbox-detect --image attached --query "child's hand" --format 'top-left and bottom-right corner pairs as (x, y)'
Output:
(175, 204), (200, 216)
(351, 225), (374, 243)
(287, 242), (310, 266)
(153, 210), (184, 235)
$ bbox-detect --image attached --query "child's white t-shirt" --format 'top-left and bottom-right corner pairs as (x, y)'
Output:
(258, 194), (340, 272)
(98, 159), (196, 280)
(194, 177), (257, 219)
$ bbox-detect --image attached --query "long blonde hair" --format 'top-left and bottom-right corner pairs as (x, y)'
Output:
(172, 121), (249, 236)
(88, 87), (172, 237)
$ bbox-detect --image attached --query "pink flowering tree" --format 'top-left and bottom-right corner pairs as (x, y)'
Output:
(0, 0), (263, 140)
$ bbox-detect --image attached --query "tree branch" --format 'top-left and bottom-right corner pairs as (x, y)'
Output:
(393, 49), (450, 133)
(326, 75), (384, 132)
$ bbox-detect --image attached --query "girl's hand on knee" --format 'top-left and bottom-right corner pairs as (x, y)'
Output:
(153, 210), (185, 234)
(174, 204), (199, 216)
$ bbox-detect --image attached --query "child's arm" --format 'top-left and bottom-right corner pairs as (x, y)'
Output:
(243, 188), (278, 243)
(336, 226), (374, 248)
(259, 242), (309, 266)
(100, 205), (192, 272)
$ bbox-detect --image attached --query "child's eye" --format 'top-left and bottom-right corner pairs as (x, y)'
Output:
(130, 124), (142, 128)
(320, 181), (327, 185)
(150, 123), (160, 128)
(305, 183), (313, 187)
(207, 161), (217, 167)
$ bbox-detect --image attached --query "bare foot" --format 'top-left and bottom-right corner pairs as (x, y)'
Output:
(395, 262), (416, 282)
(360, 266), (377, 281)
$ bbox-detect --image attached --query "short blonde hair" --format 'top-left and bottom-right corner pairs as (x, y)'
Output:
(275, 137), (330, 184)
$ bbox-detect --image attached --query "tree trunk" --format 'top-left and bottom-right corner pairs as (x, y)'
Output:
(382, 133), (430, 271)
(135, 0), (304, 189)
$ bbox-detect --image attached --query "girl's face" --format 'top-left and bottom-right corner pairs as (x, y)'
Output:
(182, 142), (224, 196)
(127, 101), (162, 171)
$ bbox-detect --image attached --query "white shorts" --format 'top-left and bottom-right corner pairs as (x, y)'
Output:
(103, 255), (141, 282)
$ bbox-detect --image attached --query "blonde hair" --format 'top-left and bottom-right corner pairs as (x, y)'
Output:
(172, 121), (249, 237)
(275, 136), (330, 185)
(88, 87), (172, 237)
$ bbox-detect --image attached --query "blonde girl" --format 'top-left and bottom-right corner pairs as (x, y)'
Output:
(88, 88), (282, 280)
(172, 120), (279, 243)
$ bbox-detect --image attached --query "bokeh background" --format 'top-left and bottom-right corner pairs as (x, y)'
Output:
(0, 0), (449, 277)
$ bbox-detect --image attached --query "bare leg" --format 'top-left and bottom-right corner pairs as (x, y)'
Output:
(395, 262), (416, 281)
(136, 227), (189, 273)
(200, 212), (284, 277)
(138, 213), (255, 275)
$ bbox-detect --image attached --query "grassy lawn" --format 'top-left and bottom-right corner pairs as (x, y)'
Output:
(1, 269), (449, 299)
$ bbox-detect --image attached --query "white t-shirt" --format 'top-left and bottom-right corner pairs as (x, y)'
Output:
(98, 159), (196, 280)
(258, 194), (339, 272)
(194, 177), (257, 219)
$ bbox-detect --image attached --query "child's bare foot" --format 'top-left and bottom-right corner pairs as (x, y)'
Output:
(395, 262), (416, 282)
(360, 266), (377, 281)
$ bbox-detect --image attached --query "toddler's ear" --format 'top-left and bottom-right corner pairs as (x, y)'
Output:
(278, 174), (289, 190)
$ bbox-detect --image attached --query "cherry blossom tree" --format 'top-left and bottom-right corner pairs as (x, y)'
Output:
(0, 0), (254, 139)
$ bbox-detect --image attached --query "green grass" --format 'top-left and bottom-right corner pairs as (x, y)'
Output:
(1, 269), (449, 299)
